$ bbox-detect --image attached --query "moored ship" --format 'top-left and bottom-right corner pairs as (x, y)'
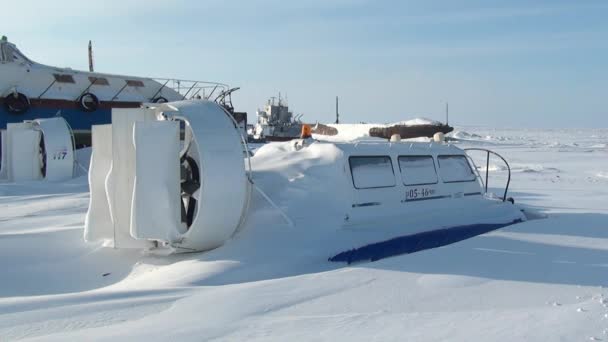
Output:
(0, 36), (229, 146)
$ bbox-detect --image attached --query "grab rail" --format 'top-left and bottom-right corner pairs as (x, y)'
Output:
(152, 79), (229, 101)
(464, 148), (511, 202)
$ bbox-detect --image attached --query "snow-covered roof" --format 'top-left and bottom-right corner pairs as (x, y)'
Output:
(389, 117), (443, 126)
(318, 119), (446, 143)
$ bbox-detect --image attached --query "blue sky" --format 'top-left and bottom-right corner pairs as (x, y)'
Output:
(2, 0), (607, 127)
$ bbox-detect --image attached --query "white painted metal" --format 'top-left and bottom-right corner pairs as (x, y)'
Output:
(433, 132), (445, 142)
(0, 37), (226, 104)
(85, 100), (251, 253)
(5, 122), (41, 181)
(84, 125), (114, 244)
(85, 108), (163, 248)
(0, 130), (6, 179)
(131, 120), (181, 242)
(159, 101), (251, 252)
(32, 118), (74, 181)
(106, 108), (156, 249)
(2, 117), (74, 182)
(331, 141), (525, 233)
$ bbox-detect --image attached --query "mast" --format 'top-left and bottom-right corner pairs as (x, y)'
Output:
(88, 40), (94, 72)
(335, 96), (339, 124)
(445, 102), (449, 125)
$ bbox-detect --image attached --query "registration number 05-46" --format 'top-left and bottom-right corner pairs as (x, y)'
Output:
(405, 187), (436, 200)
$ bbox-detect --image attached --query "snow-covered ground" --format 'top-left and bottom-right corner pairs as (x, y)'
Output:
(1, 127), (607, 341)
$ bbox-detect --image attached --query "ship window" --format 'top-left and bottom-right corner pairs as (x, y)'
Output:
(126, 80), (145, 87)
(398, 156), (438, 185)
(437, 155), (476, 183)
(89, 77), (109, 86)
(349, 156), (396, 189)
(53, 74), (75, 83)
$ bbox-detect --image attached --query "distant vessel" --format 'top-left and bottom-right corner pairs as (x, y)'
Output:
(252, 95), (303, 142)
(310, 100), (454, 140)
(368, 118), (453, 140)
(369, 103), (453, 139)
(0, 36), (229, 145)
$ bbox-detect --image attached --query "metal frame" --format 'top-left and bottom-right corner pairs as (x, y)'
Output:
(110, 82), (129, 101)
(152, 78), (229, 101)
(215, 87), (241, 112)
(436, 154), (478, 184)
(464, 148), (511, 202)
(38, 79), (57, 99)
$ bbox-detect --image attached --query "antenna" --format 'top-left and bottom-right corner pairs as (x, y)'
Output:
(335, 96), (340, 124)
(88, 40), (94, 72)
(445, 102), (449, 125)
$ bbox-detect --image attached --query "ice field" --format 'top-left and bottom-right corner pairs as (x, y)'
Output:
(0, 126), (607, 341)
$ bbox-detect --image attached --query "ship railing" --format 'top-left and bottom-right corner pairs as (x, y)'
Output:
(152, 78), (230, 101)
(464, 148), (512, 202)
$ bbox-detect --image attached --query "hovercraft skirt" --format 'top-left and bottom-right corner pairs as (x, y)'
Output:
(329, 219), (523, 264)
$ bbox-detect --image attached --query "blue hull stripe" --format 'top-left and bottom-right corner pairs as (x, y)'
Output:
(1, 106), (112, 131)
(352, 202), (381, 208)
(329, 219), (523, 264)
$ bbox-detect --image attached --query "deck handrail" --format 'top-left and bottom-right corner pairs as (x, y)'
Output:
(152, 78), (229, 101)
(464, 148), (511, 202)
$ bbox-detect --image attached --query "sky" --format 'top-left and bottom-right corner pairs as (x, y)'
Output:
(1, 0), (607, 128)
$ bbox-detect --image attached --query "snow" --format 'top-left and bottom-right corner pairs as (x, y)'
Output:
(390, 117), (443, 126)
(1, 127), (608, 341)
(319, 123), (379, 142)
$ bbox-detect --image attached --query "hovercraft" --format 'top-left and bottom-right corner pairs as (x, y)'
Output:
(0, 116), (75, 182)
(84, 101), (526, 262)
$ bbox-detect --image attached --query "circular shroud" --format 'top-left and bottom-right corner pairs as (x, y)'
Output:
(164, 101), (251, 252)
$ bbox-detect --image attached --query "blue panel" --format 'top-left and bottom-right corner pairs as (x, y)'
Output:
(0, 106), (111, 130)
(329, 219), (523, 264)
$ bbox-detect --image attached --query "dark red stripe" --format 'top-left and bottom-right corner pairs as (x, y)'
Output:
(0, 97), (141, 110)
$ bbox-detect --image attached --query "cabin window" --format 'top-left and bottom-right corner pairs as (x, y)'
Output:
(53, 74), (75, 84)
(89, 77), (109, 86)
(437, 155), (476, 183)
(126, 80), (145, 87)
(398, 156), (438, 185)
(349, 156), (396, 189)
